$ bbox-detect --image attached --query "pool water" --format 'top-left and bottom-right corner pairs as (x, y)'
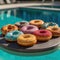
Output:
(0, 8), (60, 28)
(32, 5), (60, 9)
(0, 8), (60, 60)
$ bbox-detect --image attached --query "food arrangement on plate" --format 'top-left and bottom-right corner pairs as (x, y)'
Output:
(1, 19), (60, 47)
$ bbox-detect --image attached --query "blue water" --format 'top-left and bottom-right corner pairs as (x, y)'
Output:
(32, 5), (60, 8)
(0, 8), (60, 60)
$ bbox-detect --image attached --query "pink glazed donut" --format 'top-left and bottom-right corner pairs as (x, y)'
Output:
(21, 25), (39, 34)
(34, 29), (52, 41)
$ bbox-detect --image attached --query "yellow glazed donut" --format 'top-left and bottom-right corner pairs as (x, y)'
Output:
(1, 24), (18, 35)
(29, 19), (44, 28)
(17, 34), (37, 46)
(47, 26), (60, 37)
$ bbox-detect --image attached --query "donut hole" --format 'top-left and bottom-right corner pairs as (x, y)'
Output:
(13, 31), (18, 35)
(8, 25), (13, 30)
(16, 22), (20, 25)
(49, 22), (56, 26)
(27, 26), (33, 30)
(52, 27), (58, 30)
(34, 21), (39, 23)
(24, 35), (30, 38)
(20, 22), (25, 25)
(40, 31), (46, 33)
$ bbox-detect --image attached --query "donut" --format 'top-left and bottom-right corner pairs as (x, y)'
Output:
(21, 25), (39, 34)
(1, 24), (18, 35)
(5, 30), (23, 42)
(33, 29), (52, 41)
(17, 34), (37, 46)
(47, 26), (60, 37)
(29, 19), (44, 28)
(15, 21), (29, 30)
(42, 22), (58, 29)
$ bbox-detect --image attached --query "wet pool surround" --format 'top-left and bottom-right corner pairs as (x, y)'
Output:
(0, 2), (60, 10)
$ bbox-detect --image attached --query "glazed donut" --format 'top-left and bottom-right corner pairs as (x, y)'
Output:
(15, 21), (29, 30)
(29, 19), (44, 28)
(17, 34), (37, 46)
(21, 25), (39, 34)
(33, 29), (52, 41)
(1, 24), (18, 35)
(42, 22), (58, 29)
(47, 26), (60, 37)
(5, 30), (23, 42)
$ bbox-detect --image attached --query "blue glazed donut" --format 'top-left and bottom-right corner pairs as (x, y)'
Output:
(5, 30), (23, 42)
(42, 22), (59, 29)
(15, 21), (29, 30)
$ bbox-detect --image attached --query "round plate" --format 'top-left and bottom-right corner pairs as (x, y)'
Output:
(0, 34), (60, 53)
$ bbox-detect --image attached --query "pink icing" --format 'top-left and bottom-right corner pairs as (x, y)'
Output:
(21, 25), (39, 34)
(34, 29), (52, 36)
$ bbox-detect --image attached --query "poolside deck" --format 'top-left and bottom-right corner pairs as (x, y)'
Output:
(0, 2), (60, 10)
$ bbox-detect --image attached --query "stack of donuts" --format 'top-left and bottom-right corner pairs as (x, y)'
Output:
(1, 19), (60, 47)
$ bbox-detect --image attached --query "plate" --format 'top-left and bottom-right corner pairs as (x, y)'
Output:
(0, 34), (60, 53)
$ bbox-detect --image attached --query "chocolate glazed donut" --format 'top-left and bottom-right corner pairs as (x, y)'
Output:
(15, 21), (29, 30)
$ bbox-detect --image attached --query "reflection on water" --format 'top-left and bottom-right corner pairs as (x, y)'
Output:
(0, 9), (17, 20)
(0, 9), (22, 28)
(7, 10), (11, 18)
(0, 11), (5, 20)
